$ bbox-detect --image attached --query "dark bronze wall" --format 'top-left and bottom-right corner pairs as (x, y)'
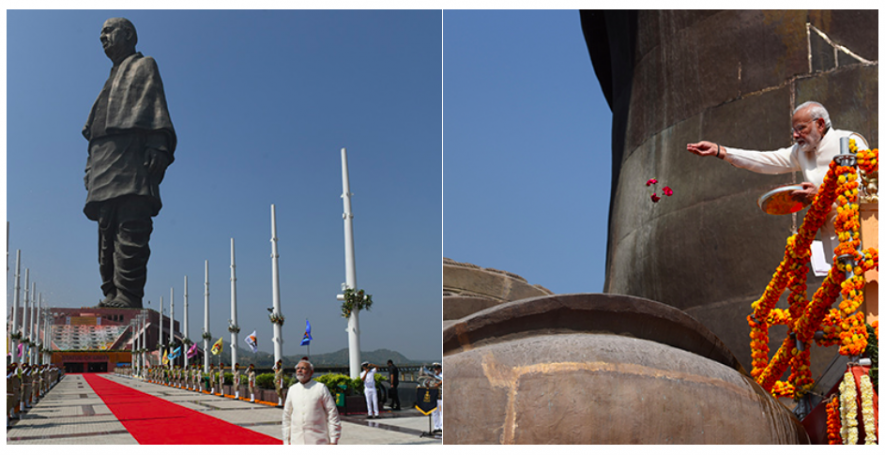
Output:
(582, 10), (878, 374)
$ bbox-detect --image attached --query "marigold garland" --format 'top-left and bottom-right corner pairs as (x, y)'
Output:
(840, 371), (859, 445)
(816, 308), (843, 347)
(770, 380), (795, 398)
(859, 374), (877, 445)
(839, 313), (868, 356)
(827, 396), (842, 444)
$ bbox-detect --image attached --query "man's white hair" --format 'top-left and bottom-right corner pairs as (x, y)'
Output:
(794, 101), (832, 129)
(296, 360), (314, 371)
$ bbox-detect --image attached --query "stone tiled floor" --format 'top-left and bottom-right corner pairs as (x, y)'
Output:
(7, 373), (441, 445)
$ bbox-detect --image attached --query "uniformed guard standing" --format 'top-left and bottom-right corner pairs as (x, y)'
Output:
(233, 363), (241, 399)
(20, 364), (31, 410)
(217, 362), (225, 396)
(43, 365), (49, 395)
(273, 360), (284, 406)
(247, 364), (256, 403)
(35, 365), (44, 399)
(208, 363), (216, 394)
(7, 363), (21, 424)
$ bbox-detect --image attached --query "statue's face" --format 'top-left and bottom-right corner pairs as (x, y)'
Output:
(100, 19), (130, 60)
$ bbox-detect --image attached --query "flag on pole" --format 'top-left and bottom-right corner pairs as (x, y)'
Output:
(162, 349), (169, 365)
(169, 345), (182, 360)
(187, 342), (199, 359)
(244, 330), (258, 353)
(211, 337), (224, 355)
(17, 343), (24, 359)
(300, 320), (312, 346)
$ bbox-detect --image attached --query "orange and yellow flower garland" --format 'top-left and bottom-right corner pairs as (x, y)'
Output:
(827, 396), (842, 444)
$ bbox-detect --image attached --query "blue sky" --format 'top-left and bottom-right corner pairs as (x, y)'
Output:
(443, 10), (612, 295)
(4, 10), (442, 361)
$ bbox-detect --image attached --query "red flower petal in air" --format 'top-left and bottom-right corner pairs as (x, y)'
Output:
(663, 186), (674, 196)
(651, 193), (661, 203)
(646, 178), (658, 186)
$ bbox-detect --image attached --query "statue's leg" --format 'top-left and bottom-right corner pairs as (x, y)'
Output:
(97, 203), (117, 305)
(111, 197), (153, 308)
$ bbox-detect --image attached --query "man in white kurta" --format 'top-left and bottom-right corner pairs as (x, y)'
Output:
(687, 101), (869, 266)
(282, 360), (341, 445)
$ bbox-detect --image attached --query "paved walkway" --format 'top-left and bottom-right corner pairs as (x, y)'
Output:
(7, 374), (441, 445)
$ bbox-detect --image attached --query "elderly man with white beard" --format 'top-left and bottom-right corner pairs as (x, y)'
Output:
(282, 360), (341, 445)
(687, 101), (869, 267)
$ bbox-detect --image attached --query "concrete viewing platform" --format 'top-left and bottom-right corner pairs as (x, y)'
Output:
(7, 373), (441, 445)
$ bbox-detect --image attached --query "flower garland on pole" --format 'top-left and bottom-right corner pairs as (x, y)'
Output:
(826, 395), (842, 444)
(747, 142), (879, 399)
(340, 288), (373, 319)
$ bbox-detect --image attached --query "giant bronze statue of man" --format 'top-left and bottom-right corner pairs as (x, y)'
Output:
(83, 18), (176, 309)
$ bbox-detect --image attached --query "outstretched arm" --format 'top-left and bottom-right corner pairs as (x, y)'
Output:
(686, 141), (727, 159)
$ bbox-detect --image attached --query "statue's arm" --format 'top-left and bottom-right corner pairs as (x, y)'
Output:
(144, 132), (172, 179)
(84, 153), (92, 190)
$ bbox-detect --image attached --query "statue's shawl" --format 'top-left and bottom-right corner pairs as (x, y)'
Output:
(83, 52), (177, 155)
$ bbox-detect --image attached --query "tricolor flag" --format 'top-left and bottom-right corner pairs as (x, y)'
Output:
(300, 320), (312, 346)
(187, 342), (199, 359)
(244, 331), (258, 353)
(211, 337), (224, 355)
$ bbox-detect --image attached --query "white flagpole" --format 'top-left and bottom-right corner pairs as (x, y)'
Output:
(230, 238), (239, 369)
(30, 282), (37, 364)
(339, 148), (361, 378)
(169, 287), (175, 365)
(204, 260), (210, 374)
(184, 276), (189, 368)
(159, 296), (164, 365)
(22, 269), (30, 362)
(270, 205), (283, 364)
(11, 251), (21, 363)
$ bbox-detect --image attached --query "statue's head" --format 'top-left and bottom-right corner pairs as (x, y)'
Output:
(100, 18), (137, 62)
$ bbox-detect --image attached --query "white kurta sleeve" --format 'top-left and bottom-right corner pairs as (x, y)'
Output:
(724, 145), (799, 175)
(321, 386), (342, 443)
(281, 387), (293, 444)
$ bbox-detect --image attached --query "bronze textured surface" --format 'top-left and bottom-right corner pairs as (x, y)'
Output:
(443, 293), (809, 444)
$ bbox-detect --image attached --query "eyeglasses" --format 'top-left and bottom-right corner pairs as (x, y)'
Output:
(792, 120), (814, 135)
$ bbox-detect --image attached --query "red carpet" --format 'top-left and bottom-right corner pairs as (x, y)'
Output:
(84, 373), (281, 444)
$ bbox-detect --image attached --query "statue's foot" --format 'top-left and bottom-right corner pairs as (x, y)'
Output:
(99, 291), (142, 309)
(98, 291), (117, 307)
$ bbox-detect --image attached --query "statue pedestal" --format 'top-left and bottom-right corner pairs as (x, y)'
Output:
(860, 203), (878, 321)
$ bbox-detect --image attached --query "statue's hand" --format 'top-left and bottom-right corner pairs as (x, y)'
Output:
(145, 148), (170, 177)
